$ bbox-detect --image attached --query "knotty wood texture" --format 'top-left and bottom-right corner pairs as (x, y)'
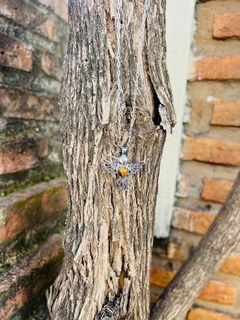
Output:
(47, 0), (175, 319)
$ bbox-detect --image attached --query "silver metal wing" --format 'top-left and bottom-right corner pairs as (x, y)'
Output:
(116, 176), (131, 191)
(127, 161), (145, 175)
(101, 158), (118, 174)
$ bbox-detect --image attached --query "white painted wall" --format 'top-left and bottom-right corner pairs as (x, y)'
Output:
(154, 0), (196, 238)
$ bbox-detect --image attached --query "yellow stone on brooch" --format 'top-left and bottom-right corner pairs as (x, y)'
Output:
(117, 166), (128, 178)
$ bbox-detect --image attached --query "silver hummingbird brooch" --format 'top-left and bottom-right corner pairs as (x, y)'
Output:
(101, 147), (145, 191)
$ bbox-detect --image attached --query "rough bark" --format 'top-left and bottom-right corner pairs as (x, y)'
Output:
(150, 170), (240, 320)
(47, 0), (175, 319)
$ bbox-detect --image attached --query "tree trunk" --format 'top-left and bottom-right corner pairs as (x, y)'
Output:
(150, 170), (240, 320)
(47, 0), (175, 319)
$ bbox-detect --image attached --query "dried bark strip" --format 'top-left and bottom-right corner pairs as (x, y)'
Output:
(47, 0), (175, 319)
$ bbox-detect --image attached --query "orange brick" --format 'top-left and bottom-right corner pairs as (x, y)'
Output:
(0, 85), (59, 120)
(150, 268), (236, 305)
(44, 18), (58, 42)
(0, 33), (32, 72)
(202, 178), (233, 203)
(220, 255), (240, 276)
(192, 56), (240, 81)
(41, 51), (62, 80)
(0, 137), (48, 175)
(211, 100), (240, 127)
(182, 137), (240, 166)
(176, 175), (190, 198)
(0, 0), (58, 42)
(199, 281), (236, 305)
(173, 207), (215, 235)
(188, 308), (237, 320)
(0, 178), (67, 242)
(0, 288), (28, 319)
(38, 0), (68, 21)
(0, 235), (63, 317)
(167, 238), (193, 260)
(213, 13), (240, 39)
(150, 266), (176, 288)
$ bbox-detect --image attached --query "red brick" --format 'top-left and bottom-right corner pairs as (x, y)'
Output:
(41, 51), (62, 80)
(173, 207), (215, 235)
(150, 266), (176, 288)
(0, 288), (28, 319)
(220, 255), (240, 276)
(0, 33), (32, 72)
(199, 281), (236, 305)
(0, 178), (67, 242)
(0, 85), (59, 120)
(38, 0), (68, 21)
(188, 308), (237, 320)
(201, 178), (233, 203)
(150, 267), (236, 305)
(192, 56), (240, 81)
(0, 137), (48, 175)
(0, 235), (63, 317)
(44, 18), (58, 42)
(211, 100), (240, 127)
(0, 0), (58, 42)
(182, 137), (240, 166)
(213, 13), (240, 39)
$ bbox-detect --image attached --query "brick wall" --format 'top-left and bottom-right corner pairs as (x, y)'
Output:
(1, 0), (239, 319)
(151, 1), (240, 319)
(0, 0), (68, 318)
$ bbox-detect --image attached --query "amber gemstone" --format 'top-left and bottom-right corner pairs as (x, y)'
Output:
(118, 166), (128, 177)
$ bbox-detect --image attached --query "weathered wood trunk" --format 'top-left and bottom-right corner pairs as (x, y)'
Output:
(47, 0), (175, 319)
(151, 170), (240, 320)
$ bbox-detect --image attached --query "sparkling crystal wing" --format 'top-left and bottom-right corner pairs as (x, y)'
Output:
(101, 158), (118, 174)
(127, 161), (145, 175)
(116, 176), (131, 191)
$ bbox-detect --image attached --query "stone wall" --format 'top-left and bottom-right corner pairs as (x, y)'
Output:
(0, 0), (68, 318)
(150, 1), (240, 319)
